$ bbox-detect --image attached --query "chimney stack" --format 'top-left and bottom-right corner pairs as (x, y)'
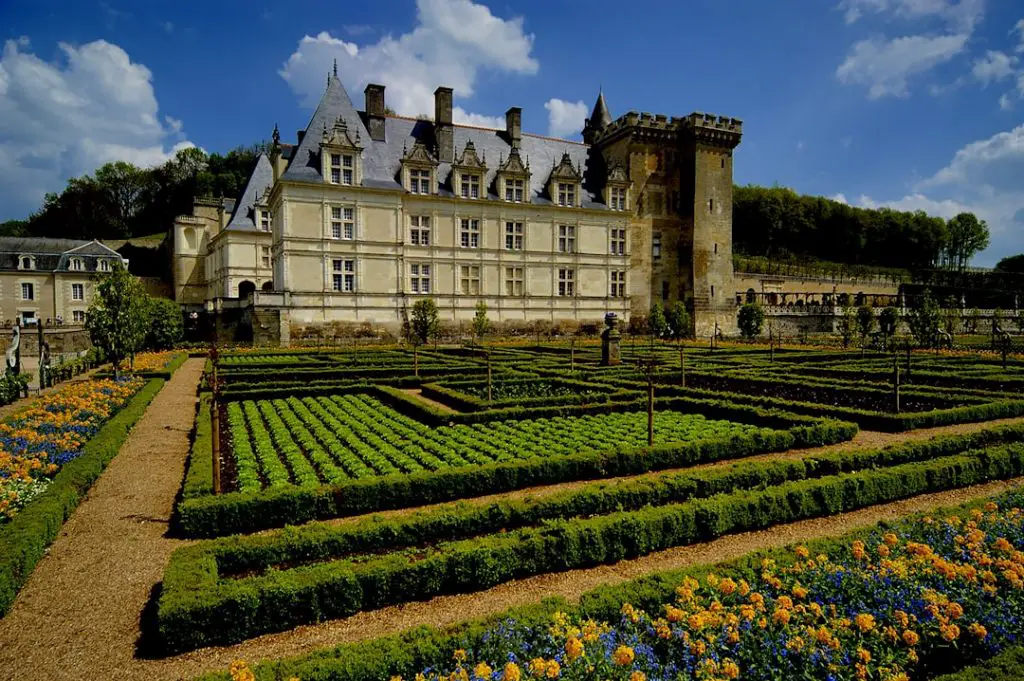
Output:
(506, 107), (522, 149)
(364, 83), (386, 142)
(434, 86), (454, 162)
(297, 129), (305, 145)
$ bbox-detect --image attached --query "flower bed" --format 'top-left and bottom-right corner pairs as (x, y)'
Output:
(212, 487), (1024, 681)
(0, 377), (144, 522)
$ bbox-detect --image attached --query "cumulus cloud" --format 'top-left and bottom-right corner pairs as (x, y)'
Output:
(972, 50), (1018, 85)
(836, 34), (969, 98)
(838, 0), (985, 32)
(0, 37), (192, 220)
(857, 124), (1024, 264)
(278, 0), (536, 125)
(543, 98), (587, 138)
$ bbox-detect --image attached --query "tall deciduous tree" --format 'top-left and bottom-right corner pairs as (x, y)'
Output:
(737, 303), (764, 340)
(649, 303), (668, 340)
(944, 213), (990, 271)
(665, 301), (691, 341)
(879, 306), (900, 349)
(856, 305), (875, 344)
(85, 263), (151, 375)
(908, 289), (941, 348)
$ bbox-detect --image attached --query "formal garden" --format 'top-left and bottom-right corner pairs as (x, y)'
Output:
(8, 297), (1024, 681)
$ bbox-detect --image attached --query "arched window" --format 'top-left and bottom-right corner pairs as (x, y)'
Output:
(746, 288), (756, 304)
(261, 281), (273, 291)
(238, 280), (256, 299)
(19, 256), (33, 270)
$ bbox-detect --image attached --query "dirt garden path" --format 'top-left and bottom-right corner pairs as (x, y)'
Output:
(0, 373), (1022, 680)
(0, 358), (203, 681)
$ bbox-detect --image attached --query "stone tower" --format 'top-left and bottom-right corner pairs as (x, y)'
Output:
(586, 94), (742, 337)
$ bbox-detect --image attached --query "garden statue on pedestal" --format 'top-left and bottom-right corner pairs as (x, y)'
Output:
(601, 312), (621, 366)
(5, 325), (20, 376)
(39, 340), (51, 389)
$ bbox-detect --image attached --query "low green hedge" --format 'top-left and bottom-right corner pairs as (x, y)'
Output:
(174, 400), (856, 537)
(179, 422), (1024, 579)
(160, 443), (1024, 652)
(181, 392), (213, 501)
(931, 646), (1024, 681)
(192, 475), (1016, 681)
(419, 377), (634, 412)
(0, 378), (164, 617)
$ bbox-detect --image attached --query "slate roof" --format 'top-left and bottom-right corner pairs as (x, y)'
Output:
(278, 74), (608, 208)
(0, 237), (122, 272)
(225, 154), (275, 232)
(590, 90), (612, 129)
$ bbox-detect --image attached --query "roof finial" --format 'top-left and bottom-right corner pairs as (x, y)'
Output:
(333, 58), (338, 78)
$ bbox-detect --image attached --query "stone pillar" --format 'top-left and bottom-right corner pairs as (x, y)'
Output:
(601, 312), (621, 366)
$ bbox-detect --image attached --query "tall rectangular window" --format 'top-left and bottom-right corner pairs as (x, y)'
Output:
(460, 265), (480, 294)
(70, 258), (83, 271)
(558, 225), (576, 253)
(611, 228), (626, 256)
(21, 283), (33, 301)
(261, 246), (271, 268)
(610, 187), (626, 211)
(71, 283), (84, 301)
(342, 154), (353, 185)
(410, 263), (431, 293)
(410, 216), (431, 246)
(505, 221), (523, 250)
(460, 174), (480, 199)
(558, 269), (575, 297)
(610, 271), (626, 297)
(409, 169), (430, 194)
(505, 267), (523, 296)
(330, 153), (341, 184)
(331, 206), (354, 239)
(260, 210), (271, 232)
(557, 183), (576, 207)
(460, 218), (480, 248)
(652, 232), (662, 260)
(505, 178), (524, 202)
(332, 259), (355, 292)
(72, 310), (85, 324)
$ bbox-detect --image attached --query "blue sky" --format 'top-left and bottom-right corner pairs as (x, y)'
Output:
(0, 0), (1022, 264)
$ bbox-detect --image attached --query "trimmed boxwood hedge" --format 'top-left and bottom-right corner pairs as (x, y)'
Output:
(160, 443), (1024, 652)
(181, 422), (1024, 579)
(419, 377), (635, 412)
(0, 378), (164, 617)
(174, 396), (856, 537)
(930, 646), (1024, 681)
(191, 478), (1016, 681)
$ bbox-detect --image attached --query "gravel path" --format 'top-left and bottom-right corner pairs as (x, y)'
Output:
(0, 358), (203, 681)
(0, 374), (1020, 681)
(400, 387), (459, 413)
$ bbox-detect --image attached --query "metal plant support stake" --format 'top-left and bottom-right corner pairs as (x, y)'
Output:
(893, 353), (901, 414)
(486, 350), (493, 405)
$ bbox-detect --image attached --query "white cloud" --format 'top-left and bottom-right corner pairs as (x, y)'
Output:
(838, 0), (985, 32)
(1015, 19), (1024, 52)
(279, 0), (537, 124)
(833, 192), (850, 204)
(452, 107), (504, 129)
(836, 33), (969, 98)
(0, 37), (192, 220)
(857, 124), (1024, 265)
(972, 50), (1018, 85)
(543, 98), (587, 138)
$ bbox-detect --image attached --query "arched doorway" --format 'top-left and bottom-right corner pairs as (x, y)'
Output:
(746, 288), (756, 304)
(238, 280), (256, 299)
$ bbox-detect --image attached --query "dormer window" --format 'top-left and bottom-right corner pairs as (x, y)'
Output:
(557, 183), (576, 207)
(19, 256), (34, 270)
(320, 116), (362, 186)
(70, 258), (84, 271)
(460, 173), (480, 199)
(505, 179), (524, 202)
(410, 168), (431, 194)
(610, 187), (627, 211)
(99, 259), (111, 272)
(547, 152), (582, 209)
(259, 210), (271, 232)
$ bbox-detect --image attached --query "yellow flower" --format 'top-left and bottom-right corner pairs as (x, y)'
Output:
(454, 650), (468, 663)
(529, 658), (548, 677)
(857, 648), (871, 664)
(473, 662), (492, 679)
(629, 672), (647, 681)
(941, 624), (961, 641)
(852, 541), (866, 560)
(795, 545), (810, 559)
(968, 622), (988, 639)
(722, 659), (740, 679)
(544, 660), (560, 679)
(884, 532), (899, 546)
(502, 662), (521, 681)
(854, 613), (876, 632)
(612, 646), (635, 666)
(565, 637), (584, 661)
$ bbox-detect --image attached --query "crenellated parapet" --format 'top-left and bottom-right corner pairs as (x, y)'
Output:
(591, 110), (743, 149)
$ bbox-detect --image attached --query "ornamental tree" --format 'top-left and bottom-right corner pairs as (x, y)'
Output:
(907, 289), (940, 348)
(737, 303), (764, 340)
(665, 301), (691, 341)
(856, 305), (875, 344)
(839, 308), (857, 348)
(649, 303), (668, 340)
(410, 298), (440, 346)
(879, 306), (899, 349)
(147, 296), (184, 349)
(471, 301), (490, 344)
(85, 262), (151, 375)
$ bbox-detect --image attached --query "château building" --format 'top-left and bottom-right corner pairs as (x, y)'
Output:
(173, 64), (743, 341)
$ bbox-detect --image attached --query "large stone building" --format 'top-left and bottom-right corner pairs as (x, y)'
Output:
(0, 238), (126, 327)
(173, 65), (743, 339)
